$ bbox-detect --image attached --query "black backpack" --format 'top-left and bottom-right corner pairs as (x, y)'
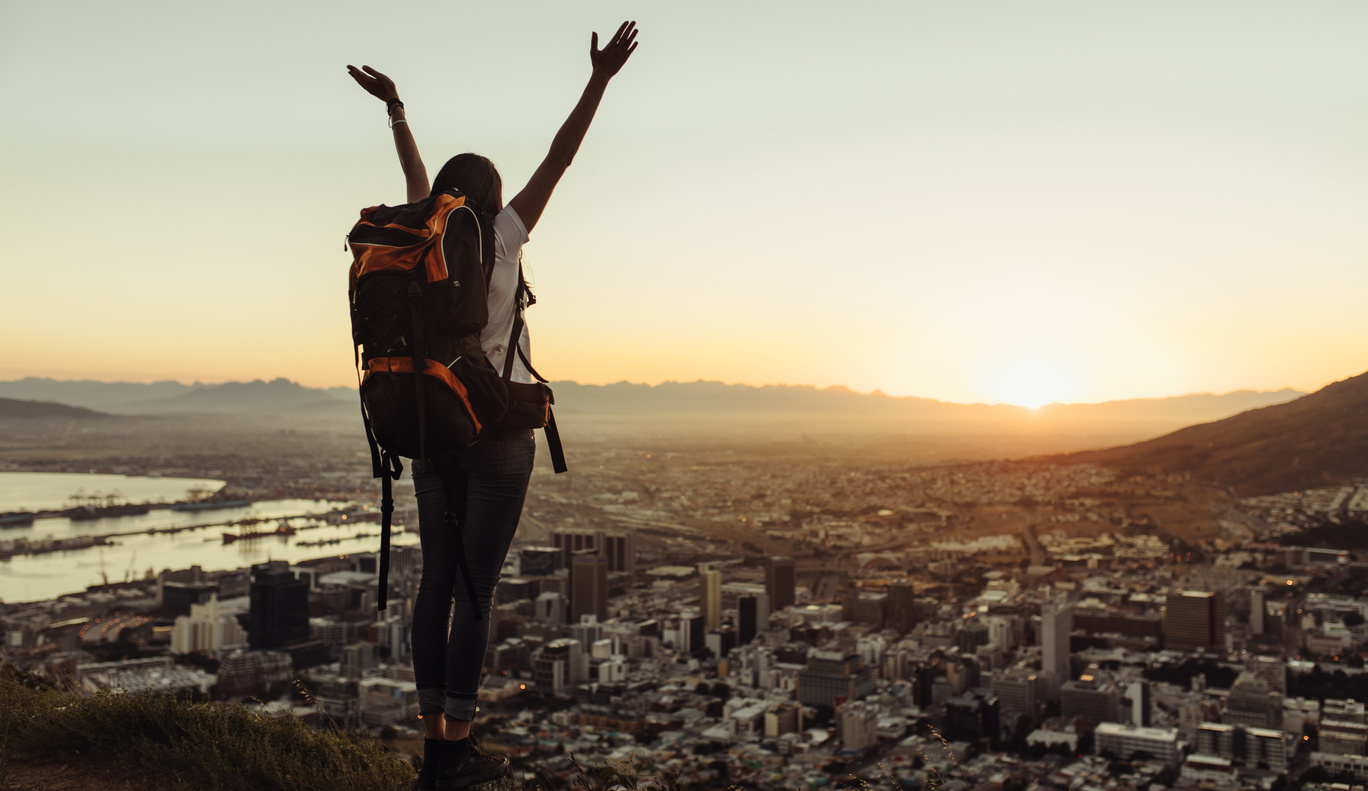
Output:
(347, 190), (565, 611)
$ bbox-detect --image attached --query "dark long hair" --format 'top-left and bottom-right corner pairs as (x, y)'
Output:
(432, 152), (535, 305)
(431, 153), (503, 214)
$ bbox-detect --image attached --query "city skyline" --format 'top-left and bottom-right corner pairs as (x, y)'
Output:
(3, 2), (1366, 408)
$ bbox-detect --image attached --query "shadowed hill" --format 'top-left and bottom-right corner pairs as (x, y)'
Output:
(1059, 369), (1368, 495)
(0, 397), (112, 419)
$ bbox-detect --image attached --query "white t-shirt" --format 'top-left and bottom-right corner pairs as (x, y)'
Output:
(481, 206), (533, 384)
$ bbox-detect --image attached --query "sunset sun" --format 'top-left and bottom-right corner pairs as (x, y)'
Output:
(984, 354), (1085, 409)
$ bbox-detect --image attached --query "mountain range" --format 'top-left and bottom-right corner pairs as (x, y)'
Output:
(4, 372), (1364, 494)
(0, 376), (1303, 431)
(1060, 370), (1368, 496)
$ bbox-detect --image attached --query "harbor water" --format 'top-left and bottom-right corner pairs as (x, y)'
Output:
(0, 472), (416, 603)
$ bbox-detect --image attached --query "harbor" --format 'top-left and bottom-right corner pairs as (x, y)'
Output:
(0, 472), (416, 603)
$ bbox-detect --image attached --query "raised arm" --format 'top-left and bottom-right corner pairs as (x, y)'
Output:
(347, 65), (431, 204)
(509, 21), (639, 233)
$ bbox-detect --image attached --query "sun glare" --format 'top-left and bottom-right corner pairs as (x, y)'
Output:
(983, 354), (1084, 409)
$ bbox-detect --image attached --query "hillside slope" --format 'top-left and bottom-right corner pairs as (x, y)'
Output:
(1061, 370), (1368, 495)
(0, 398), (112, 419)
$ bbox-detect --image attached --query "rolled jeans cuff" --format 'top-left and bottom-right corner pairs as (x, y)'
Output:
(445, 691), (478, 722)
(418, 686), (446, 715)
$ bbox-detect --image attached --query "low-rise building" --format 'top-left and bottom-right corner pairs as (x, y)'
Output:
(1094, 722), (1180, 765)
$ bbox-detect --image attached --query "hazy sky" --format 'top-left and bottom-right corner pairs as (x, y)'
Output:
(3, 1), (1366, 407)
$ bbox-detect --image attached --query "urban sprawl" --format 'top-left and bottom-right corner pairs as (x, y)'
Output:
(5, 445), (1368, 791)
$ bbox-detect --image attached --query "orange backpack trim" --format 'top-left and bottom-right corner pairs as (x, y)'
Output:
(347, 194), (468, 289)
(362, 355), (482, 434)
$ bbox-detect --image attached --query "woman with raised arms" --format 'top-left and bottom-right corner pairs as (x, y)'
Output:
(348, 20), (638, 791)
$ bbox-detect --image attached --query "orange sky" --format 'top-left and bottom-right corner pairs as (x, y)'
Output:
(2, 2), (1365, 406)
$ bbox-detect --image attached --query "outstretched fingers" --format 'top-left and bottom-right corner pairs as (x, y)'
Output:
(346, 64), (398, 102)
(590, 21), (640, 75)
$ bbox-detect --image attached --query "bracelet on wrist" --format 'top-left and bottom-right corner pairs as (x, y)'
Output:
(386, 98), (404, 114)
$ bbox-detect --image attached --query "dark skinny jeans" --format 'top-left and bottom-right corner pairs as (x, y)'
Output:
(409, 429), (534, 720)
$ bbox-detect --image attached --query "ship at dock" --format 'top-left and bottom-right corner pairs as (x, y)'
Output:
(221, 524), (296, 543)
(0, 512), (36, 528)
(170, 499), (253, 512)
(65, 491), (150, 521)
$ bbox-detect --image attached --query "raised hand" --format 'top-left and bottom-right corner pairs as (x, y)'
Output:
(590, 21), (639, 78)
(347, 64), (400, 104)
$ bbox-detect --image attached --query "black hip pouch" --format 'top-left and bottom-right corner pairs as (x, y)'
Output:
(496, 381), (553, 430)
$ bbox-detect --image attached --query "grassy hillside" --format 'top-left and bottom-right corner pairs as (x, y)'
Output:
(0, 665), (412, 791)
(0, 666), (757, 791)
(1061, 370), (1368, 495)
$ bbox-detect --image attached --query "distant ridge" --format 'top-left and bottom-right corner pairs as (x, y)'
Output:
(0, 397), (111, 419)
(149, 378), (335, 414)
(1058, 369), (1368, 495)
(0, 377), (351, 415)
(549, 380), (1304, 425)
(0, 376), (1304, 425)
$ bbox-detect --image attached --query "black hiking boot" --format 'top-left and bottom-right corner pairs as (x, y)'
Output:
(411, 738), (445, 791)
(434, 736), (510, 790)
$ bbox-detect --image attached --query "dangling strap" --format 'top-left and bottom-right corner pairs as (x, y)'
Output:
(354, 345), (383, 480)
(407, 279), (429, 462)
(357, 343), (402, 611)
(545, 407), (568, 474)
(377, 450), (402, 611)
(443, 472), (484, 622)
(502, 275), (568, 474)
(502, 309), (525, 381)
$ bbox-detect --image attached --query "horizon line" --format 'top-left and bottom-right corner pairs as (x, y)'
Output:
(0, 373), (1324, 411)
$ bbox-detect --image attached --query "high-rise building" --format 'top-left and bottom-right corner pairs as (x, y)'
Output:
(1060, 671), (1122, 723)
(765, 702), (802, 737)
(738, 592), (769, 645)
(170, 595), (247, 654)
(843, 590), (887, 628)
(680, 610), (706, 657)
(886, 581), (918, 635)
(553, 530), (597, 569)
(1041, 598), (1073, 688)
(534, 638), (579, 698)
(797, 650), (873, 708)
(945, 691), (1000, 742)
(1250, 586), (1268, 635)
(945, 656), (981, 695)
(520, 546), (562, 576)
(1246, 653), (1287, 695)
(766, 556), (796, 611)
(552, 530), (635, 573)
(1225, 672), (1283, 729)
(600, 531), (636, 573)
(837, 700), (879, 750)
(162, 580), (218, 618)
(983, 614), (1019, 651)
(958, 622), (991, 655)
(569, 552), (609, 623)
(534, 591), (567, 625)
(1164, 591), (1226, 652)
(706, 625), (738, 660)
(340, 642), (379, 680)
(572, 614), (603, 653)
(1123, 680), (1152, 727)
(248, 561), (309, 650)
(991, 668), (1045, 723)
(700, 564), (722, 632)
